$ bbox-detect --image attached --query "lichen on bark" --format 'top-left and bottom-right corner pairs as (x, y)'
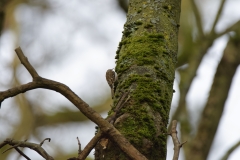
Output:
(95, 0), (181, 159)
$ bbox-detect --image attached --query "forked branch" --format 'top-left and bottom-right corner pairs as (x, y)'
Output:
(0, 138), (53, 160)
(0, 47), (147, 160)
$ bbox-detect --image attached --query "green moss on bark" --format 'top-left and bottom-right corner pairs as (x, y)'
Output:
(96, 0), (181, 159)
(116, 33), (166, 73)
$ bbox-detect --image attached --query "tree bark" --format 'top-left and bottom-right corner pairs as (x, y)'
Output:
(95, 0), (181, 159)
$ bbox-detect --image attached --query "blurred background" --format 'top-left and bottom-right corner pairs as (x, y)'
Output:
(0, 0), (240, 160)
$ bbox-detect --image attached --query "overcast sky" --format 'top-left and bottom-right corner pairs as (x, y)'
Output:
(0, 0), (240, 160)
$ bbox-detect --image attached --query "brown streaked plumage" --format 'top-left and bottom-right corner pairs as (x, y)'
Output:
(106, 69), (116, 99)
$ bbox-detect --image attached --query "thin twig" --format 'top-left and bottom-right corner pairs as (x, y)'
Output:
(114, 90), (130, 113)
(215, 20), (240, 38)
(14, 147), (31, 160)
(2, 143), (21, 153)
(169, 120), (186, 160)
(77, 137), (81, 157)
(190, 0), (204, 37)
(1, 138), (54, 160)
(109, 91), (130, 124)
(221, 141), (240, 160)
(40, 138), (51, 146)
(0, 141), (8, 148)
(15, 47), (39, 79)
(78, 131), (103, 160)
(210, 0), (226, 35)
(77, 91), (130, 159)
(114, 90), (130, 112)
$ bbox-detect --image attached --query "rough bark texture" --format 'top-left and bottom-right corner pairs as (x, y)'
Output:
(95, 0), (181, 159)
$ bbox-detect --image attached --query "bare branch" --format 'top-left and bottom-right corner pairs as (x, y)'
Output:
(210, 0), (226, 35)
(77, 137), (81, 157)
(221, 141), (240, 160)
(1, 138), (54, 160)
(169, 120), (186, 160)
(77, 91), (130, 160)
(79, 132), (103, 160)
(14, 147), (31, 160)
(15, 47), (39, 79)
(0, 141), (8, 148)
(215, 20), (240, 38)
(109, 91), (130, 124)
(0, 48), (147, 160)
(40, 138), (51, 146)
(190, 0), (204, 37)
(67, 91), (129, 160)
(2, 143), (21, 153)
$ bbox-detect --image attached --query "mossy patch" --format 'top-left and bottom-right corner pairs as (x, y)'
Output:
(115, 75), (170, 132)
(117, 114), (156, 152)
(113, 19), (176, 160)
(116, 33), (165, 73)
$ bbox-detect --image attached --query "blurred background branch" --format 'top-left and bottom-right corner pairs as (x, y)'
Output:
(0, 0), (240, 160)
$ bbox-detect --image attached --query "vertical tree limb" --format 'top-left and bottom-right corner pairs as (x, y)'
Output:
(98, 0), (182, 159)
(187, 29), (240, 160)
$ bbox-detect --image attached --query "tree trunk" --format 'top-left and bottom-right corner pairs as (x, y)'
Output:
(95, 0), (181, 159)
